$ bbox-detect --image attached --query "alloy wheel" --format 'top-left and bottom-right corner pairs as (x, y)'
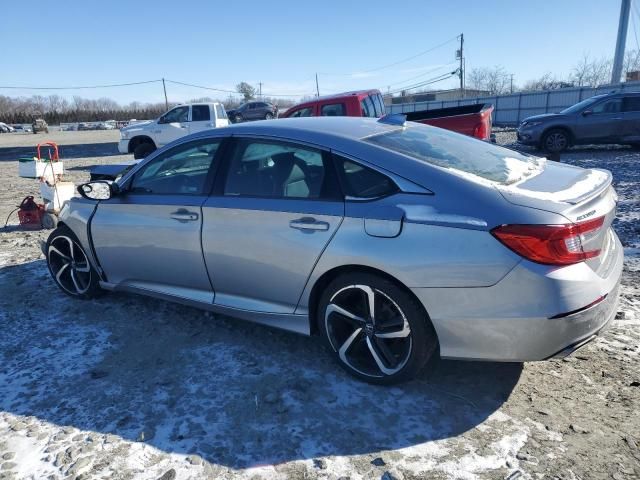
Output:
(545, 132), (567, 152)
(48, 235), (92, 295)
(324, 285), (412, 378)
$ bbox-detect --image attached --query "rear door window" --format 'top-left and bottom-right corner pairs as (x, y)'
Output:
(290, 107), (314, 117)
(335, 155), (398, 198)
(623, 96), (640, 112)
(321, 103), (345, 116)
(191, 105), (211, 122)
(373, 94), (386, 116)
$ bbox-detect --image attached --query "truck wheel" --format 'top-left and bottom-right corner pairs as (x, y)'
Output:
(541, 129), (570, 153)
(134, 142), (156, 159)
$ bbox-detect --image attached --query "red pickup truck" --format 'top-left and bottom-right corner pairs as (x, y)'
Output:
(280, 89), (494, 141)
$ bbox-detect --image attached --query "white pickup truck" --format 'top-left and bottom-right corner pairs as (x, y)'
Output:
(118, 103), (229, 159)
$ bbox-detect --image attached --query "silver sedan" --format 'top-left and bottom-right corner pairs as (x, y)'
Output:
(46, 116), (623, 384)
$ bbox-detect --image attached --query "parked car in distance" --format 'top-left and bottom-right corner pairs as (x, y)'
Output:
(227, 101), (278, 123)
(32, 118), (49, 134)
(281, 90), (494, 141)
(118, 103), (229, 159)
(48, 116), (622, 384)
(517, 92), (640, 152)
(12, 124), (32, 133)
(0, 122), (14, 133)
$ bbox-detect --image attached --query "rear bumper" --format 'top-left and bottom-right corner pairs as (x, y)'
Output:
(411, 231), (624, 361)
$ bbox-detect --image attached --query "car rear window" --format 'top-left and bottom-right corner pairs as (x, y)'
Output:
(364, 124), (542, 185)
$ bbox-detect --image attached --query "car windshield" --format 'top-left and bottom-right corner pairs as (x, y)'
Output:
(560, 96), (605, 114)
(365, 124), (543, 185)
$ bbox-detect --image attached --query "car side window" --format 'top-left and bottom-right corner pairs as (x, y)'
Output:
(335, 155), (398, 199)
(224, 140), (332, 199)
(321, 103), (346, 116)
(160, 106), (190, 124)
(591, 99), (622, 114)
(623, 96), (640, 112)
(130, 140), (221, 195)
(192, 105), (211, 122)
(290, 107), (313, 117)
(373, 94), (386, 117)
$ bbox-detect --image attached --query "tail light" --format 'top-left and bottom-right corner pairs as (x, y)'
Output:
(473, 121), (489, 140)
(491, 216), (605, 266)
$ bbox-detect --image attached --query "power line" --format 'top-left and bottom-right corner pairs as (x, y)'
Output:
(320, 35), (458, 76)
(164, 79), (238, 94)
(383, 62), (459, 89)
(0, 79), (162, 90)
(387, 70), (459, 95)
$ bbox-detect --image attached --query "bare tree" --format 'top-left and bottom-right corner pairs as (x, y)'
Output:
(467, 66), (510, 94)
(236, 82), (256, 101)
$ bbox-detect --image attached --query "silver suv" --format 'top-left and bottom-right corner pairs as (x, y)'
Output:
(227, 101), (278, 123)
(517, 92), (640, 152)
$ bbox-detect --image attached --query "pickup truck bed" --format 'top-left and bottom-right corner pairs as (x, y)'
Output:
(404, 103), (494, 140)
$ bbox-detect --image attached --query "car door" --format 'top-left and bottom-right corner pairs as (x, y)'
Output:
(90, 137), (224, 303)
(621, 95), (640, 143)
(573, 97), (623, 143)
(201, 137), (344, 314)
(214, 104), (229, 128)
(189, 104), (214, 135)
(155, 105), (190, 146)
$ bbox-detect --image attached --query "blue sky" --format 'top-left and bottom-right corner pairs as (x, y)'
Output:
(0, 0), (634, 104)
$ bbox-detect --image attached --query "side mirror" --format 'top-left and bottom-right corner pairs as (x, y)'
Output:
(77, 180), (119, 200)
(582, 110), (593, 116)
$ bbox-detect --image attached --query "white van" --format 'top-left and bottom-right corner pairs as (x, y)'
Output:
(118, 103), (229, 159)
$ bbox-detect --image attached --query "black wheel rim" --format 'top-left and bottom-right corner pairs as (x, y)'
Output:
(324, 285), (412, 378)
(48, 235), (92, 295)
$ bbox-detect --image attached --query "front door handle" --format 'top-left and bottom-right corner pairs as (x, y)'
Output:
(289, 217), (330, 231)
(170, 209), (199, 222)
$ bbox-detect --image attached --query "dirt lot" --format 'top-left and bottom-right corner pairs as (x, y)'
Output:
(0, 130), (638, 480)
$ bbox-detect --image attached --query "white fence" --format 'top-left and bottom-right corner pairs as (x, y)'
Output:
(387, 81), (640, 126)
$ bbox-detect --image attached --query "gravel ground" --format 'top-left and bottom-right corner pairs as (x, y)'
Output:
(0, 130), (638, 480)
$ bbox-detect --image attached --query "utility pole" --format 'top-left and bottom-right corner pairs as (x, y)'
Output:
(162, 78), (168, 110)
(510, 74), (514, 94)
(315, 73), (320, 97)
(258, 82), (262, 99)
(611, 0), (631, 84)
(458, 33), (464, 98)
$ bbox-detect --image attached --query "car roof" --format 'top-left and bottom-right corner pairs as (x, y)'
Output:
(284, 89), (381, 111)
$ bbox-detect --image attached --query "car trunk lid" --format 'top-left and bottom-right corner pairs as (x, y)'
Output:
(495, 161), (617, 274)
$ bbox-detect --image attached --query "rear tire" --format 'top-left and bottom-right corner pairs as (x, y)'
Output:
(133, 142), (155, 160)
(265, 112), (274, 120)
(317, 272), (438, 385)
(541, 128), (570, 153)
(46, 226), (103, 299)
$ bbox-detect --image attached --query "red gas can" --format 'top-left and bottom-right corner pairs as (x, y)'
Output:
(17, 196), (44, 229)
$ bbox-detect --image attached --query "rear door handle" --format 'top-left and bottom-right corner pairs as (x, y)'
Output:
(170, 209), (199, 222)
(289, 217), (330, 231)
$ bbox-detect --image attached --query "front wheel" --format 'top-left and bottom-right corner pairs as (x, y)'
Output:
(46, 226), (102, 299)
(133, 142), (156, 159)
(318, 272), (438, 384)
(541, 128), (570, 153)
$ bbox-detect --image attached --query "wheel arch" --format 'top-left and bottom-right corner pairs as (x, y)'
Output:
(306, 264), (432, 336)
(128, 135), (156, 153)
